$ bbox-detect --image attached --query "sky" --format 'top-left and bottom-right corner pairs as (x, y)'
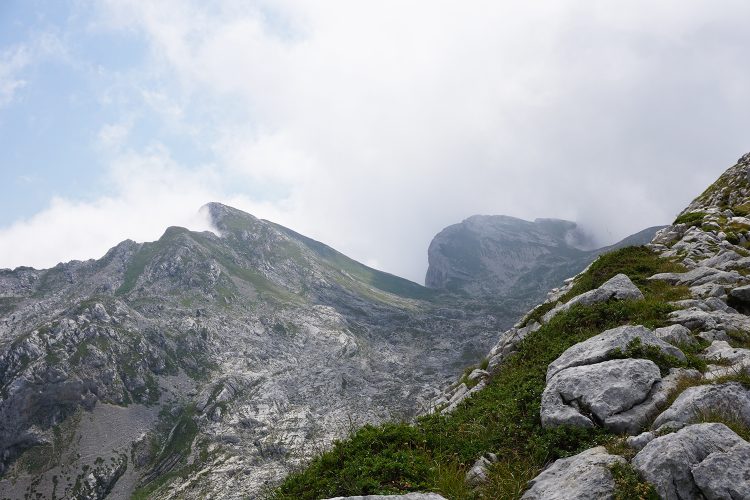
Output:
(1, 1), (749, 284)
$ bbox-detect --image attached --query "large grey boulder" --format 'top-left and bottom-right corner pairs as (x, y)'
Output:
(542, 274), (643, 323)
(692, 442), (750, 500)
(541, 359), (661, 430)
(669, 307), (750, 332)
(521, 446), (625, 500)
(546, 325), (685, 382)
(652, 324), (695, 345)
(632, 423), (747, 500)
(652, 383), (750, 432)
(604, 368), (700, 435)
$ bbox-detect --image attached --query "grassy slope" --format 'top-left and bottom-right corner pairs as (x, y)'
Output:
(272, 247), (692, 499)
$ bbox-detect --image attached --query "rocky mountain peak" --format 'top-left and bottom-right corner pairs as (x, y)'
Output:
(200, 202), (261, 235)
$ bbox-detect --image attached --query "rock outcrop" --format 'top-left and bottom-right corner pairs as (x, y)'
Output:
(521, 447), (625, 500)
(632, 423), (749, 499)
(545, 325), (684, 381)
(651, 383), (750, 432)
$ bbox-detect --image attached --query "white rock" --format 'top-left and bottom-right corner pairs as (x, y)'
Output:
(521, 446), (625, 500)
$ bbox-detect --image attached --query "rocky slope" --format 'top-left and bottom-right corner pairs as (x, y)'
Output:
(425, 214), (662, 306)
(274, 152), (750, 500)
(0, 203), (511, 499)
(436, 152), (750, 498)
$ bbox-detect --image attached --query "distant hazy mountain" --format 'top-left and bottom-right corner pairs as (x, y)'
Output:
(426, 215), (664, 305)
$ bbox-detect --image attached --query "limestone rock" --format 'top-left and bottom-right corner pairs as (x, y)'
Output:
(546, 325), (685, 382)
(652, 383), (750, 432)
(649, 266), (746, 287)
(692, 442), (750, 500)
(702, 340), (750, 379)
(652, 324), (695, 345)
(521, 446), (625, 500)
(604, 368), (700, 435)
(541, 359), (660, 430)
(632, 423), (748, 500)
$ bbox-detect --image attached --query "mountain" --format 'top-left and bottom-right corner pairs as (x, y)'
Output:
(274, 152), (750, 499)
(425, 214), (663, 305)
(0, 203), (508, 499)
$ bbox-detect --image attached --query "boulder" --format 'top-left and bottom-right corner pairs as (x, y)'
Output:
(487, 322), (540, 372)
(704, 297), (736, 313)
(649, 267), (745, 287)
(541, 359), (660, 430)
(467, 369), (489, 382)
(604, 368), (700, 435)
(692, 442), (750, 499)
(703, 340), (750, 365)
(632, 423), (748, 500)
(690, 283), (727, 299)
(669, 308), (750, 332)
(521, 446), (625, 500)
(546, 325), (685, 382)
(652, 383), (750, 432)
(652, 324), (695, 345)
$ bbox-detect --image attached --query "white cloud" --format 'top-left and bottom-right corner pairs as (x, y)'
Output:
(0, 45), (30, 107)
(4, 1), (750, 283)
(0, 148), (219, 270)
(97, 121), (132, 151)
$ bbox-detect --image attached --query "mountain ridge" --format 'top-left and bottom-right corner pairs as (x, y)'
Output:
(0, 203), (506, 499)
(425, 213), (664, 304)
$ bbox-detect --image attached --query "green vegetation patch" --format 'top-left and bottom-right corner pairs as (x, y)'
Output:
(673, 211), (707, 227)
(607, 337), (706, 375)
(274, 246), (684, 499)
(524, 246), (688, 326)
(610, 462), (659, 500)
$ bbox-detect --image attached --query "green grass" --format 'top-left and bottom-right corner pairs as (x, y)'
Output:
(523, 246), (687, 326)
(273, 246), (684, 499)
(606, 337), (706, 375)
(673, 211), (707, 227)
(611, 462), (659, 500)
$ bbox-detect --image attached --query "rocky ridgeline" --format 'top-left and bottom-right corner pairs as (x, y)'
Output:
(431, 154), (750, 498)
(0, 204), (506, 499)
